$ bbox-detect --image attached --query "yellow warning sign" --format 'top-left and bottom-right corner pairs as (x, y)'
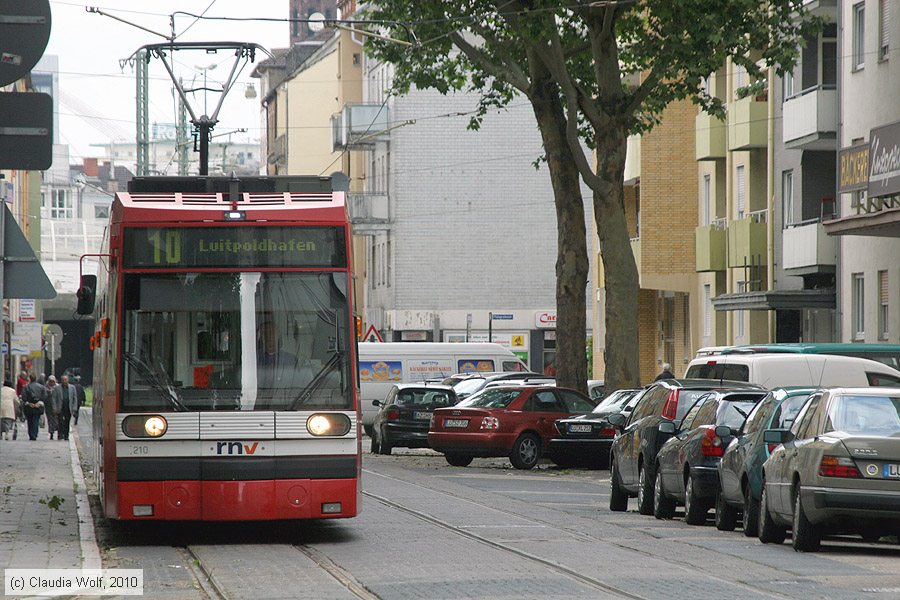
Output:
(511, 335), (524, 347)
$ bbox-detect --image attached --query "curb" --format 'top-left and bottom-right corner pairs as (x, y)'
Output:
(69, 429), (102, 570)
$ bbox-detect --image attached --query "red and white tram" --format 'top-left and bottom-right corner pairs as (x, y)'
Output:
(79, 176), (360, 521)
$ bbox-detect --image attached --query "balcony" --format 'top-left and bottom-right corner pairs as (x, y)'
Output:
(332, 104), (390, 150)
(630, 237), (641, 272)
(727, 211), (768, 268)
(802, 0), (837, 19)
(782, 86), (837, 150)
(695, 111), (726, 160)
(623, 135), (641, 183)
(695, 220), (727, 271)
(347, 192), (391, 234)
(782, 220), (836, 274)
(727, 96), (768, 151)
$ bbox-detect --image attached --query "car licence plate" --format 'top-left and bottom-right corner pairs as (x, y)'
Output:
(568, 424), (592, 433)
(413, 411), (431, 420)
(444, 418), (469, 428)
(884, 463), (900, 478)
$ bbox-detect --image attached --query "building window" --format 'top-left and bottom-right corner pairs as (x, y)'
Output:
(386, 235), (392, 288)
(735, 281), (746, 340)
(879, 270), (889, 339)
(50, 188), (73, 220)
(703, 285), (712, 337)
(735, 165), (746, 220)
(782, 170), (794, 228)
(852, 273), (865, 339)
(783, 71), (794, 100)
(734, 64), (745, 91)
(702, 175), (711, 225)
(854, 2), (866, 70)
(880, 0), (890, 60)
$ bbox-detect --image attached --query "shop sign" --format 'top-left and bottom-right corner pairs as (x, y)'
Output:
(18, 299), (36, 321)
(534, 310), (556, 329)
(838, 143), (869, 193)
(868, 121), (900, 198)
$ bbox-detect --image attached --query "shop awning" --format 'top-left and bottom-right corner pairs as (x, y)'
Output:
(824, 207), (900, 237)
(712, 289), (835, 311)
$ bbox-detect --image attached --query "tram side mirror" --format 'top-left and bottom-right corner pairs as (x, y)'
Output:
(76, 275), (97, 315)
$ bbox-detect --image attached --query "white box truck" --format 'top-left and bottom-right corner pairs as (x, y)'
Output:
(358, 342), (528, 435)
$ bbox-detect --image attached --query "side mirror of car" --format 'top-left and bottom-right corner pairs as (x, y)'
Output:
(658, 421), (676, 434)
(607, 412), (626, 429)
(763, 429), (793, 445)
(714, 425), (733, 438)
(372, 399), (382, 407)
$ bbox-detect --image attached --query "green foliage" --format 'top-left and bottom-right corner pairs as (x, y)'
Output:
(363, 0), (822, 138)
(39, 495), (65, 512)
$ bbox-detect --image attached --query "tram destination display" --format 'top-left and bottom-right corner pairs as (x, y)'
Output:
(123, 226), (347, 268)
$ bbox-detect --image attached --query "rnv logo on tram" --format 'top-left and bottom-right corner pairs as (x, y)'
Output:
(214, 441), (263, 455)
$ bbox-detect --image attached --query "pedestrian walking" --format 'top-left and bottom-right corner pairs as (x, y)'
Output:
(21, 373), (46, 441)
(73, 381), (86, 426)
(16, 370), (28, 397)
(52, 375), (78, 441)
(44, 375), (60, 440)
(1, 380), (20, 440)
(654, 362), (675, 381)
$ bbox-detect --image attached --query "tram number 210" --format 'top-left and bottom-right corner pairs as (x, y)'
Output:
(148, 230), (182, 264)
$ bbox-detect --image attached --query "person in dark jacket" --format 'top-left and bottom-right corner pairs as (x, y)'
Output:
(21, 373), (47, 441)
(654, 363), (675, 381)
(44, 375), (58, 439)
(73, 382), (86, 425)
(52, 375), (78, 441)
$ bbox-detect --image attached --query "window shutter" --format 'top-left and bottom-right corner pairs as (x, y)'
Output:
(736, 165), (746, 219)
(881, 0), (891, 57)
(880, 270), (889, 304)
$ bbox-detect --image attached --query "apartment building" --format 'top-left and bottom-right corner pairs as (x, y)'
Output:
(592, 99), (699, 384)
(825, 0), (900, 343)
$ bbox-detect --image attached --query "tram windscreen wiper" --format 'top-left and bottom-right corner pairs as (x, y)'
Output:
(289, 350), (343, 410)
(124, 352), (189, 412)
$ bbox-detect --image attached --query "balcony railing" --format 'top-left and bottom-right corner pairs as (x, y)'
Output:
(624, 135), (641, 183)
(727, 214), (767, 268)
(695, 111), (727, 160)
(727, 96), (768, 151)
(695, 222), (727, 272)
(347, 192), (391, 232)
(782, 219), (836, 272)
(782, 85), (837, 150)
(41, 218), (106, 261)
(630, 237), (641, 271)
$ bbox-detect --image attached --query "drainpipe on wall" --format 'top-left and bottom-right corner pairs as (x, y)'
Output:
(725, 57), (734, 346)
(766, 65), (776, 342)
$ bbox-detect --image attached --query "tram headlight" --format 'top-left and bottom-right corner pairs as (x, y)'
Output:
(306, 413), (351, 437)
(122, 414), (168, 438)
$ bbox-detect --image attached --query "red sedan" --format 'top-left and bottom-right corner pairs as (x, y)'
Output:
(428, 385), (597, 469)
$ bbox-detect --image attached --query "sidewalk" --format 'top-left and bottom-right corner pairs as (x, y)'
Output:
(0, 422), (100, 576)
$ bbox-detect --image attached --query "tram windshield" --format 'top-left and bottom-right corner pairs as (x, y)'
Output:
(120, 271), (353, 411)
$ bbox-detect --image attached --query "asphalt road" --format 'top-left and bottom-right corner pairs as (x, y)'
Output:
(74, 416), (900, 600)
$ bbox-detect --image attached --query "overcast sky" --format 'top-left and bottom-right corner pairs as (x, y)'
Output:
(44, 0), (290, 164)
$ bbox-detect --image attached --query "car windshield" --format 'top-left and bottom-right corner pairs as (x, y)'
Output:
(456, 388), (521, 408)
(825, 395), (900, 435)
(120, 272), (352, 412)
(395, 389), (454, 408)
(592, 390), (633, 414)
(453, 377), (486, 397)
(772, 394), (811, 428)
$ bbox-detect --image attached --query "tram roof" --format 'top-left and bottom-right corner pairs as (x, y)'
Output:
(112, 176), (348, 224)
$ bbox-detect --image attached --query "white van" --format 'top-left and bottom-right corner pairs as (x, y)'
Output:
(684, 353), (900, 389)
(357, 342), (528, 433)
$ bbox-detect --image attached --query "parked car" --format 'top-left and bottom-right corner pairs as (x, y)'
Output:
(428, 385), (597, 469)
(759, 388), (900, 551)
(549, 388), (643, 468)
(448, 371), (544, 401)
(716, 387), (814, 535)
(370, 384), (457, 455)
(654, 389), (766, 524)
(685, 353), (900, 388)
(607, 379), (763, 515)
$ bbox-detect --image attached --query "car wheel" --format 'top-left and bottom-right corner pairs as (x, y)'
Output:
(742, 485), (759, 538)
(654, 470), (676, 519)
(792, 488), (821, 552)
(510, 433), (540, 470)
(715, 490), (738, 532)
(363, 425), (374, 438)
(609, 458), (629, 512)
(376, 430), (392, 455)
(684, 475), (707, 526)
(758, 484), (786, 544)
(444, 453), (473, 467)
(637, 462), (655, 516)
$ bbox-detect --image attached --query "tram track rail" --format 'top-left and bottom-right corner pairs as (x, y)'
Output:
(362, 468), (801, 600)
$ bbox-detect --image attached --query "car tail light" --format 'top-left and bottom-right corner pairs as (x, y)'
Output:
(766, 443), (778, 455)
(818, 455), (861, 478)
(700, 426), (724, 457)
(599, 426), (616, 437)
(429, 415), (435, 429)
(386, 409), (400, 421)
(661, 389), (679, 421)
(480, 416), (500, 430)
